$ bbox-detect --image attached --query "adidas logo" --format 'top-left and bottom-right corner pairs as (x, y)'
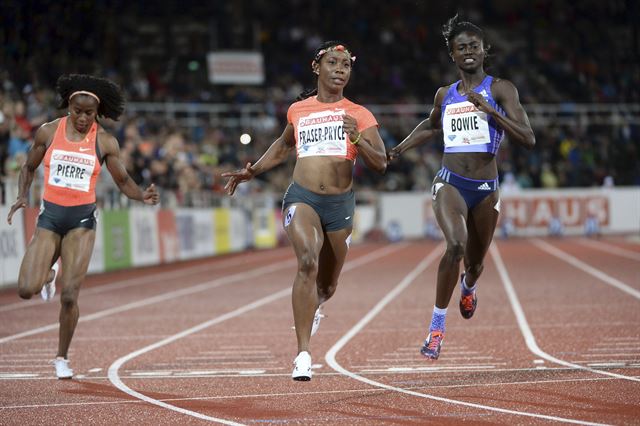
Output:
(477, 182), (491, 190)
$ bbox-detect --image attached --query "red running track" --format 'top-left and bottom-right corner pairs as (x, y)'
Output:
(0, 236), (638, 425)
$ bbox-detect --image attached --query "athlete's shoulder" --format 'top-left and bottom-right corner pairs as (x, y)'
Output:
(434, 84), (453, 104)
(34, 117), (61, 142)
(96, 125), (119, 154)
(289, 96), (316, 111)
(489, 77), (519, 99)
(341, 97), (368, 112)
(490, 77), (516, 90)
(40, 117), (62, 132)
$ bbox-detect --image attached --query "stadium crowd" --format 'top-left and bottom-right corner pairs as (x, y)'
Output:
(1, 0), (638, 205)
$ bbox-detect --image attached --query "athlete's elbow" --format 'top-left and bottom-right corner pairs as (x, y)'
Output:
(524, 132), (536, 150)
(373, 155), (387, 175)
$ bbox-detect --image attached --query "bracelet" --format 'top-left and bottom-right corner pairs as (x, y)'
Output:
(351, 132), (362, 145)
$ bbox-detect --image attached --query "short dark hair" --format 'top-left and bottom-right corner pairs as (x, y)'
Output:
(442, 14), (486, 52)
(56, 74), (125, 120)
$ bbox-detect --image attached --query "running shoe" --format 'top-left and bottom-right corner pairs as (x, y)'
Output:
(420, 331), (444, 360)
(41, 262), (59, 302)
(292, 351), (312, 381)
(459, 273), (477, 319)
(310, 306), (325, 336)
(53, 357), (73, 379)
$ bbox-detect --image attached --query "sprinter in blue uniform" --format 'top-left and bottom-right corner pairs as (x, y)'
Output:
(388, 15), (535, 359)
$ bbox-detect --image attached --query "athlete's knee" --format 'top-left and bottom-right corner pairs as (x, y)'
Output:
(317, 281), (338, 302)
(467, 262), (484, 277)
(297, 251), (319, 278)
(444, 241), (466, 262)
(60, 287), (79, 307)
(18, 286), (34, 300)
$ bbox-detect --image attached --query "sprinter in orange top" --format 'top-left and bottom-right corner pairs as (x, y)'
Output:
(223, 41), (387, 381)
(6, 74), (159, 379)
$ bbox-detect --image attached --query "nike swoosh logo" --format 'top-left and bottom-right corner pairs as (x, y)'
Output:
(79, 148), (91, 152)
(80, 218), (90, 223)
(345, 216), (351, 220)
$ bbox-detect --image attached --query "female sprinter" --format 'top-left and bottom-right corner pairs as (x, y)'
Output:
(388, 16), (535, 360)
(7, 74), (159, 378)
(223, 41), (387, 380)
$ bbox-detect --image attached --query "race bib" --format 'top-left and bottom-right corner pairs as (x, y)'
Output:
(297, 109), (347, 157)
(443, 101), (491, 147)
(48, 149), (96, 192)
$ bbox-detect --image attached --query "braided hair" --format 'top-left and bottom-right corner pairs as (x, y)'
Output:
(442, 14), (490, 53)
(297, 40), (355, 101)
(56, 74), (125, 120)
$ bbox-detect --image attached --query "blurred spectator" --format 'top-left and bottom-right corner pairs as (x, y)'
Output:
(0, 1), (638, 205)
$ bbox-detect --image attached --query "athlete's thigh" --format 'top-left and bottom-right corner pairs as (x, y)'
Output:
(466, 191), (500, 264)
(19, 228), (61, 287)
(59, 228), (96, 288)
(432, 181), (469, 244)
(283, 203), (324, 260)
(317, 227), (352, 286)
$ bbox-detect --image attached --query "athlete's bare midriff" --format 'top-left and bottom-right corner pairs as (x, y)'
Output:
(442, 152), (498, 180)
(293, 156), (354, 194)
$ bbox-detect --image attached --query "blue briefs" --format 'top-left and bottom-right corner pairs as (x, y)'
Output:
(435, 167), (498, 210)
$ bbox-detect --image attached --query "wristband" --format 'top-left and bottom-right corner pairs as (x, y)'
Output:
(351, 132), (362, 145)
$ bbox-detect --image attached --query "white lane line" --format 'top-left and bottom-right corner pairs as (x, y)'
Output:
(581, 353), (640, 358)
(0, 248), (291, 313)
(577, 238), (640, 261)
(491, 243), (640, 383)
(4, 365), (639, 383)
(0, 259), (296, 345)
(0, 373), (630, 412)
(110, 289), (290, 424)
(0, 373), (40, 378)
(361, 365), (498, 372)
(325, 244), (607, 426)
(108, 244), (407, 425)
(365, 356), (494, 362)
(201, 350), (271, 354)
(531, 239), (640, 299)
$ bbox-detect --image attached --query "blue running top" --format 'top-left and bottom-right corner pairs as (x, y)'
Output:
(441, 75), (505, 155)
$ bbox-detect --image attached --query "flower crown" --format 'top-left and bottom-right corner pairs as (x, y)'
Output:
(311, 44), (356, 68)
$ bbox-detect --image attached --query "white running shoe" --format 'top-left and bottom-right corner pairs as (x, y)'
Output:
(292, 351), (312, 381)
(310, 306), (325, 337)
(54, 357), (73, 379)
(41, 262), (58, 302)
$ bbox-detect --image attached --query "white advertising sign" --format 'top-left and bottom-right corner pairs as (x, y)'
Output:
(0, 207), (26, 287)
(130, 208), (160, 266)
(207, 51), (265, 85)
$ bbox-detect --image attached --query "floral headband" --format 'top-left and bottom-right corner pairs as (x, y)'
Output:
(311, 44), (356, 68)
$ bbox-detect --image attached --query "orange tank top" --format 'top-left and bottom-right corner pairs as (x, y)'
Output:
(287, 96), (378, 161)
(43, 117), (102, 206)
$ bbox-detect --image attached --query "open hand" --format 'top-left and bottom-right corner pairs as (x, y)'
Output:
(6, 196), (27, 225)
(222, 162), (255, 196)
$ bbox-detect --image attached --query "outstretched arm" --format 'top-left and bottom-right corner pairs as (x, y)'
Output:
(102, 132), (159, 205)
(388, 87), (446, 160)
(466, 79), (535, 149)
(223, 124), (295, 195)
(7, 122), (55, 224)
